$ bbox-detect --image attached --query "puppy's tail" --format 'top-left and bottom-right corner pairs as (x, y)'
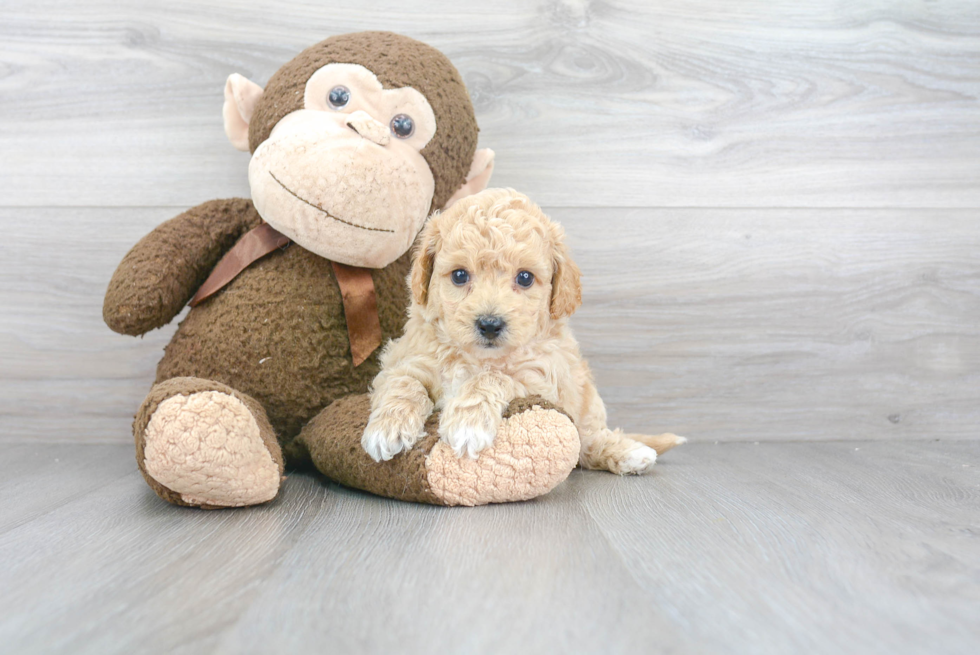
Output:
(631, 433), (687, 455)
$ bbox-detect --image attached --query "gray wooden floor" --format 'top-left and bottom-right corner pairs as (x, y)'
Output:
(2, 441), (978, 654)
(2, 0), (980, 653)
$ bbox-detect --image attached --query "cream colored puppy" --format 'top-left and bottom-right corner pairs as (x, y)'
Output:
(362, 189), (684, 473)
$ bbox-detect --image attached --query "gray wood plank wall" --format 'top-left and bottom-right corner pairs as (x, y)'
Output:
(1, 0), (978, 444)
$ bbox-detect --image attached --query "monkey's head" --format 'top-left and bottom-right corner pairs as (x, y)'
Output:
(223, 32), (494, 268)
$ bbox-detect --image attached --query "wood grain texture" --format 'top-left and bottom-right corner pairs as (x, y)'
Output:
(0, 441), (976, 654)
(3, 207), (977, 443)
(570, 440), (980, 655)
(1, 0), (979, 208)
(0, 443), (133, 533)
(214, 481), (695, 654)
(0, 451), (332, 655)
(562, 208), (980, 442)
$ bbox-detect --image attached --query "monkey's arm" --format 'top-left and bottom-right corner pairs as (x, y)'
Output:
(103, 198), (262, 336)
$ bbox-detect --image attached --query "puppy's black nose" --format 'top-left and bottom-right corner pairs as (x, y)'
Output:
(476, 315), (506, 340)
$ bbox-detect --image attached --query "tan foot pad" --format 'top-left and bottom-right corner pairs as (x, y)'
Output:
(143, 391), (281, 507)
(425, 407), (580, 506)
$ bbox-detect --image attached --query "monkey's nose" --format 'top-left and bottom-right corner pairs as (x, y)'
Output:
(345, 110), (390, 146)
(476, 315), (506, 341)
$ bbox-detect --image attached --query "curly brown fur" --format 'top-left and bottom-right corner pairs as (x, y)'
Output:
(153, 200), (413, 443)
(297, 393), (575, 506)
(104, 199), (260, 336)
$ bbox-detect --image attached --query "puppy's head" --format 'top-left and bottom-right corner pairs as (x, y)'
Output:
(410, 188), (582, 356)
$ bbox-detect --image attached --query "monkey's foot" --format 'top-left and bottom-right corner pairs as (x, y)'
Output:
(297, 394), (580, 506)
(135, 377), (284, 508)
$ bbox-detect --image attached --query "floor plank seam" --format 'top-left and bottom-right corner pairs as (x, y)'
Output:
(0, 470), (142, 538)
(573, 489), (696, 631)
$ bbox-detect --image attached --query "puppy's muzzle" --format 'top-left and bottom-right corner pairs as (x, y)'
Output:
(476, 315), (506, 342)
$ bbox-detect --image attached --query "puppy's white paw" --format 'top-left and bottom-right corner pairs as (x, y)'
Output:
(438, 404), (501, 459)
(442, 424), (497, 459)
(361, 414), (427, 462)
(615, 444), (658, 475)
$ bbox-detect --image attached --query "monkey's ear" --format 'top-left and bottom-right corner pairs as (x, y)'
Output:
(443, 149), (495, 209)
(549, 228), (583, 320)
(223, 74), (264, 152)
(410, 219), (441, 307)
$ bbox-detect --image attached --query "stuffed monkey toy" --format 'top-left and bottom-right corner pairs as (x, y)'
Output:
(104, 32), (581, 508)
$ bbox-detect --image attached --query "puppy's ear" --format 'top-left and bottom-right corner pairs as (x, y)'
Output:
(549, 226), (582, 320)
(410, 218), (441, 306)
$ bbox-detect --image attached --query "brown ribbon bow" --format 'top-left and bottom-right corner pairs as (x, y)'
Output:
(189, 222), (383, 366)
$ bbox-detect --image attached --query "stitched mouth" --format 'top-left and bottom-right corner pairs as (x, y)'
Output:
(269, 172), (395, 234)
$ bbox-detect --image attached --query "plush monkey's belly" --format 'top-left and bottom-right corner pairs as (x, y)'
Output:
(156, 244), (411, 440)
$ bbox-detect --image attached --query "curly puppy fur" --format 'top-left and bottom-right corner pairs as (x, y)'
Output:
(362, 188), (684, 474)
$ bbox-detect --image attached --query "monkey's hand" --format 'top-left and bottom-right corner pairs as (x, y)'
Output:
(103, 198), (260, 336)
(362, 376), (434, 462)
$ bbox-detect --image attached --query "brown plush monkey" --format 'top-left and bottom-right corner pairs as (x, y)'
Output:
(104, 32), (581, 508)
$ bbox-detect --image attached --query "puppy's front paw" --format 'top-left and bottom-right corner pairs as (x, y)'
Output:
(442, 425), (497, 460)
(361, 412), (427, 462)
(438, 402), (502, 459)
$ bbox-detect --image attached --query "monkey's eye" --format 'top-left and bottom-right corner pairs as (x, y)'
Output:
(451, 269), (470, 286)
(390, 114), (415, 138)
(328, 86), (350, 109)
(516, 271), (535, 288)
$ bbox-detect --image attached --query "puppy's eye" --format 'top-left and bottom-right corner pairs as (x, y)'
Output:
(328, 86), (350, 109)
(451, 269), (470, 286)
(516, 270), (534, 288)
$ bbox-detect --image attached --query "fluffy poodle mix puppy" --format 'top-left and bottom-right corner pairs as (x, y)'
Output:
(362, 189), (684, 473)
